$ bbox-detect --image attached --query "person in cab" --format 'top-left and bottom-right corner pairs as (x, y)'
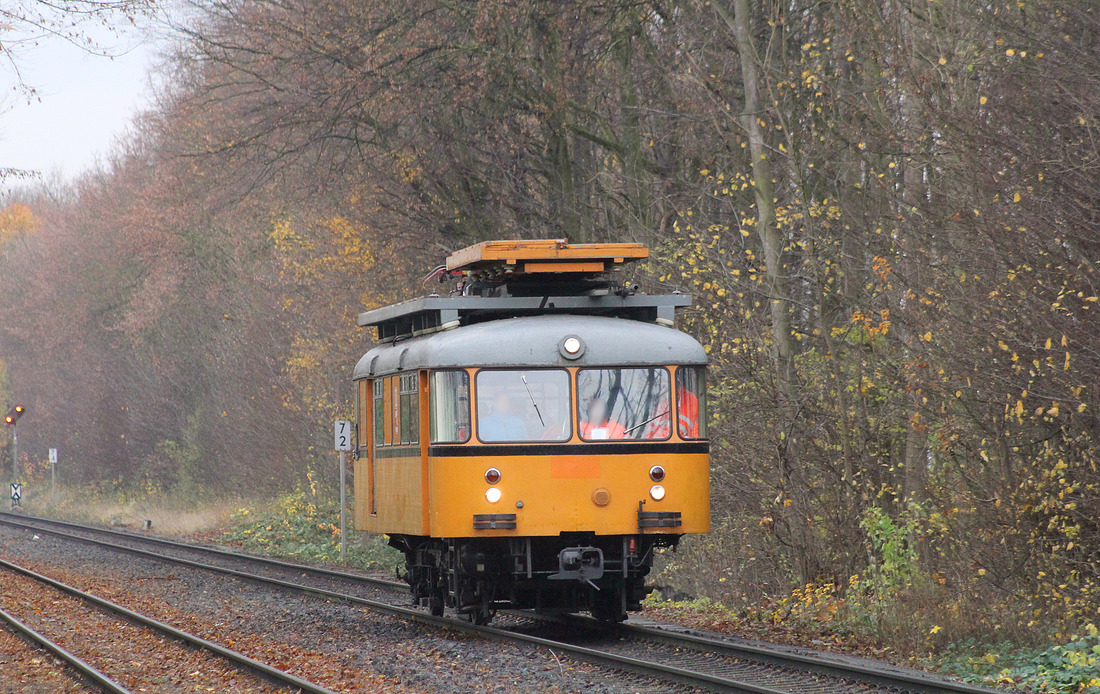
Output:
(580, 398), (628, 440)
(480, 391), (527, 441)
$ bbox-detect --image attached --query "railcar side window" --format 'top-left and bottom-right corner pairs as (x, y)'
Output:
(577, 368), (671, 441)
(372, 379), (385, 445)
(399, 373), (419, 444)
(358, 380), (369, 448)
(475, 370), (571, 443)
(676, 366), (707, 439)
(429, 370), (471, 444)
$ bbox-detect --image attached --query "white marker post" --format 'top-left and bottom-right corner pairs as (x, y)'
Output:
(334, 420), (354, 559)
(48, 448), (57, 502)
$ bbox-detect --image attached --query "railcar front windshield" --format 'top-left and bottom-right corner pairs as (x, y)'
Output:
(577, 368), (671, 441)
(476, 370), (571, 442)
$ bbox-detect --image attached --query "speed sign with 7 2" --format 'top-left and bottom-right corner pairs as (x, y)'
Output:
(334, 420), (354, 451)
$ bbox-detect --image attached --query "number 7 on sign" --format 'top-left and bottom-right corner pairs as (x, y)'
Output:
(334, 420), (354, 451)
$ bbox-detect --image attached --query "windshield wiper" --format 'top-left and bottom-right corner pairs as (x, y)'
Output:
(624, 410), (669, 437)
(520, 374), (546, 427)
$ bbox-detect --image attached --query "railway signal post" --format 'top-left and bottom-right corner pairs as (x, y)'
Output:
(4, 405), (26, 485)
(49, 448), (58, 502)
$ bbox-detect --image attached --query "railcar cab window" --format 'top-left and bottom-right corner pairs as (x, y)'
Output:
(475, 370), (571, 443)
(577, 368), (671, 441)
(429, 370), (471, 444)
(677, 366), (707, 439)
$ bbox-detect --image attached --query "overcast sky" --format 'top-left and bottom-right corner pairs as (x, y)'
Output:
(0, 18), (167, 189)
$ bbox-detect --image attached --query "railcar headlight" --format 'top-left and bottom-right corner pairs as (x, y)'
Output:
(649, 465), (666, 482)
(558, 335), (585, 360)
(485, 487), (502, 503)
(485, 468), (502, 484)
(649, 484), (665, 501)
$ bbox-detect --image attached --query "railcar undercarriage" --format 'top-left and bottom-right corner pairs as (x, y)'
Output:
(390, 533), (679, 624)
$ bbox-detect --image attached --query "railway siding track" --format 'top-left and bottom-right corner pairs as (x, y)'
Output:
(0, 513), (1003, 694)
(0, 605), (131, 694)
(0, 555), (339, 694)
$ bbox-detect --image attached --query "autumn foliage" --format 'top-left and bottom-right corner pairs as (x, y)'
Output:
(1, 0), (1098, 651)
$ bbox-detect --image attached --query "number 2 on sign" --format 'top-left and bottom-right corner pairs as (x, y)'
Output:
(334, 420), (353, 451)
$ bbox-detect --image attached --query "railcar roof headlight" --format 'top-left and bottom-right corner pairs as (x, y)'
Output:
(485, 468), (501, 485)
(649, 465), (666, 482)
(649, 484), (665, 501)
(559, 335), (585, 360)
(485, 487), (502, 503)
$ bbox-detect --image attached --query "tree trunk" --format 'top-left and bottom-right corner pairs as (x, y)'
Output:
(726, 0), (821, 581)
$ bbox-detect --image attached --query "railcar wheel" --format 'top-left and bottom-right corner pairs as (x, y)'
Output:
(590, 585), (628, 623)
(458, 607), (495, 626)
(428, 597), (444, 617)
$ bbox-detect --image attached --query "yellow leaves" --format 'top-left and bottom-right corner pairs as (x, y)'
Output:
(929, 625), (942, 634)
(998, 340), (1010, 351)
(980, 95), (988, 105)
(922, 331), (933, 342)
(1013, 192), (1021, 203)
(978, 568), (987, 576)
(1005, 49), (1016, 57)
(0, 202), (42, 254)
(938, 57), (947, 65)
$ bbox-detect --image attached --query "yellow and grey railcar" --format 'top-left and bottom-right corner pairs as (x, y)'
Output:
(353, 240), (709, 623)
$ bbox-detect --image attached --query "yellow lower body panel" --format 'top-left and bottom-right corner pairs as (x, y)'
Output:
(427, 453), (709, 538)
(356, 455), (426, 536)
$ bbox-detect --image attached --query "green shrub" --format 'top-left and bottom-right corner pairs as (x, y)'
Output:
(937, 629), (1100, 692)
(223, 489), (402, 572)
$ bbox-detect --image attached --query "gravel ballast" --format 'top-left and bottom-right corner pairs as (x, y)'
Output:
(0, 525), (685, 693)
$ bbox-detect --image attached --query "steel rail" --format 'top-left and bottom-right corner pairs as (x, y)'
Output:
(557, 614), (1002, 694)
(0, 606), (134, 694)
(0, 557), (340, 694)
(0, 513), (1003, 694)
(0, 511), (404, 590)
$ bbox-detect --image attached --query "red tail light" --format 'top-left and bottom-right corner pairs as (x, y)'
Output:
(649, 465), (665, 482)
(485, 468), (502, 484)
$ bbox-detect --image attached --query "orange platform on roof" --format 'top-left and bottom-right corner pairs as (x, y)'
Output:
(446, 239), (648, 274)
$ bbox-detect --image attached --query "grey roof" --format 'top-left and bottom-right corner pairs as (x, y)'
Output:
(353, 314), (707, 378)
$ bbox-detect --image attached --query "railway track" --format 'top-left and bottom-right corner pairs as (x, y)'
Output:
(0, 513), (1003, 694)
(0, 554), (339, 694)
(0, 602), (130, 693)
